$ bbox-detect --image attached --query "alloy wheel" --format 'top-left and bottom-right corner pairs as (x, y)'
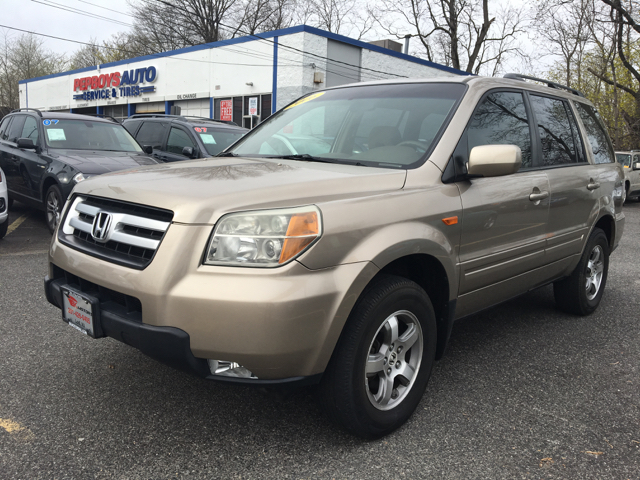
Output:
(585, 245), (604, 301)
(365, 310), (423, 411)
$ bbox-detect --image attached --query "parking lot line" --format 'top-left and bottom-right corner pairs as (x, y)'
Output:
(6, 215), (29, 236)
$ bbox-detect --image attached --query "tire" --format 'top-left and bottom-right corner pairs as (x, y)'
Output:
(319, 275), (437, 438)
(0, 218), (7, 240)
(45, 184), (63, 234)
(622, 185), (627, 205)
(554, 228), (609, 316)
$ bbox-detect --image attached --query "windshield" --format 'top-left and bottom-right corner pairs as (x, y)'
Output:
(43, 119), (143, 152)
(616, 153), (631, 167)
(229, 83), (466, 168)
(195, 129), (245, 155)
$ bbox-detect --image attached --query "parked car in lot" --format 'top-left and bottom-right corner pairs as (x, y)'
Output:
(122, 114), (248, 162)
(45, 74), (624, 438)
(0, 109), (158, 233)
(0, 167), (8, 239)
(614, 150), (640, 203)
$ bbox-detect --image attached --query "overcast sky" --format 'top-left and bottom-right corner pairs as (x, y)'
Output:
(0, 0), (542, 75)
(1, 0), (133, 56)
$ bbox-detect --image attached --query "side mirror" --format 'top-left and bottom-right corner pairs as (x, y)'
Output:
(468, 145), (522, 177)
(17, 138), (37, 150)
(634, 162), (640, 171)
(143, 145), (153, 154)
(182, 146), (194, 158)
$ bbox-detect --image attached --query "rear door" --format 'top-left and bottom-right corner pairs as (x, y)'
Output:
(528, 94), (600, 263)
(456, 90), (550, 316)
(630, 153), (640, 197)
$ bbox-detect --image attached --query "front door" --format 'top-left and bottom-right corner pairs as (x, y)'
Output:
(454, 90), (550, 318)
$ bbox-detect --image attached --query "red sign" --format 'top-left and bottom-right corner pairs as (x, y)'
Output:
(220, 100), (233, 122)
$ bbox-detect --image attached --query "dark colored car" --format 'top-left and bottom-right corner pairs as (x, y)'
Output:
(122, 114), (248, 162)
(0, 109), (158, 233)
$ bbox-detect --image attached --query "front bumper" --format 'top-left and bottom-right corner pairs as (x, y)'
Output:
(47, 223), (378, 381)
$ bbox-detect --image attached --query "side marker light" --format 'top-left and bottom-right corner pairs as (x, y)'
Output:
(442, 216), (458, 226)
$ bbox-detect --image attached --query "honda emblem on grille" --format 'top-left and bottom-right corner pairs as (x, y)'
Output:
(91, 211), (112, 242)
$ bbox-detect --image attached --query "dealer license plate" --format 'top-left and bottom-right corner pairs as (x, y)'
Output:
(62, 287), (96, 337)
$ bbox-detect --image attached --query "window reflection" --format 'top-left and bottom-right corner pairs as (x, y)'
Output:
(530, 95), (578, 166)
(575, 102), (615, 164)
(468, 92), (532, 168)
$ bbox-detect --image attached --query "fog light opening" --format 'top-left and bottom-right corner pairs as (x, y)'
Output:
(207, 359), (258, 379)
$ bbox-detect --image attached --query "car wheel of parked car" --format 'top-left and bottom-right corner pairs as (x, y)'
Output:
(45, 184), (63, 234)
(554, 228), (609, 316)
(622, 186), (627, 205)
(319, 275), (437, 438)
(0, 218), (7, 239)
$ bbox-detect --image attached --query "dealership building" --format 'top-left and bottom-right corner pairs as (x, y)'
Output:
(19, 25), (466, 128)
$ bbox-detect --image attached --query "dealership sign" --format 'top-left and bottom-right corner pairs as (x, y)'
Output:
(73, 66), (157, 101)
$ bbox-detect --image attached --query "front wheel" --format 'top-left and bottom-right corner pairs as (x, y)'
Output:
(45, 184), (63, 234)
(554, 228), (609, 316)
(319, 275), (437, 438)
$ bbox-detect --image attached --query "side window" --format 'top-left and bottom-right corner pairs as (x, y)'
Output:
(467, 91), (533, 168)
(530, 95), (579, 166)
(123, 120), (142, 136)
(166, 127), (195, 155)
(574, 102), (615, 164)
(6, 115), (26, 143)
(136, 121), (166, 149)
(21, 116), (39, 144)
(0, 117), (12, 141)
(634, 154), (640, 166)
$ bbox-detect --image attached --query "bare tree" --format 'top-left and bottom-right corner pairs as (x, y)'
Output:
(0, 32), (66, 112)
(371, 0), (529, 75)
(127, 0), (242, 52)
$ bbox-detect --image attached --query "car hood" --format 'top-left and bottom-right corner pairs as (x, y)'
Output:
(48, 150), (157, 174)
(72, 157), (407, 224)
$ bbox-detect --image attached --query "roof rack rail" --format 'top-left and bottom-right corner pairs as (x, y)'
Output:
(129, 113), (239, 126)
(503, 73), (585, 97)
(10, 108), (43, 117)
(84, 113), (120, 123)
(129, 114), (182, 119)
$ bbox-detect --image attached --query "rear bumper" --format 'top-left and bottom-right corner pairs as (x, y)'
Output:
(45, 274), (322, 386)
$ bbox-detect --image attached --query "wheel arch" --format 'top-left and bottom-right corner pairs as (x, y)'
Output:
(41, 175), (60, 201)
(591, 214), (615, 249)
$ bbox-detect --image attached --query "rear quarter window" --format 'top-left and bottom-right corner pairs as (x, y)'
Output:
(574, 102), (615, 164)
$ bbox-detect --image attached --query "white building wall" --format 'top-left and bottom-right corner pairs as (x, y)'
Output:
(19, 27), (462, 114)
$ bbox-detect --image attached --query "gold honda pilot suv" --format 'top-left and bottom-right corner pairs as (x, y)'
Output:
(45, 74), (624, 438)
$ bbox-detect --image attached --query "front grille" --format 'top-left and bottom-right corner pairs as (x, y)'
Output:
(52, 264), (142, 321)
(58, 195), (173, 269)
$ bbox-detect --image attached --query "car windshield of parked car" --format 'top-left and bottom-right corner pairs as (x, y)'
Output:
(43, 119), (143, 152)
(228, 83), (466, 168)
(196, 129), (245, 155)
(616, 153), (631, 167)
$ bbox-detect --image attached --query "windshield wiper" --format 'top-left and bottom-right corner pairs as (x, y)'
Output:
(271, 154), (334, 163)
(217, 152), (238, 157)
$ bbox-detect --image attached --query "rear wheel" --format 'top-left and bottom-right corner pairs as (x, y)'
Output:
(554, 228), (609, 316)
(45, 184), (63, 234)
(319, 275), (437, 438)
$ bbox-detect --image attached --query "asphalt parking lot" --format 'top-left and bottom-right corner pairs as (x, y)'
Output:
(0, 200), (639, 479)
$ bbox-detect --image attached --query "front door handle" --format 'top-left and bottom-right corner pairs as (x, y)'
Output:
(529, 191), (549, 202)
(587, 182), (600, 191)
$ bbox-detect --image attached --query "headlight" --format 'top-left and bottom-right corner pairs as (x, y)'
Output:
(73, 173), (91, 183)
(204, 206), (322, 267)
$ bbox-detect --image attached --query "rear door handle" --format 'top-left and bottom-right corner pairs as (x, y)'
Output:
(587, 182), (600, 190)
(529, 191), (549, 202)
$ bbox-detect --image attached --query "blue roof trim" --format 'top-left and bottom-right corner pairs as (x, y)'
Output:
(19, 24), (467, 84)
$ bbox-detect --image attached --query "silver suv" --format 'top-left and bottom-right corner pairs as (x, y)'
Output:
(44, 74), (624, 438)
